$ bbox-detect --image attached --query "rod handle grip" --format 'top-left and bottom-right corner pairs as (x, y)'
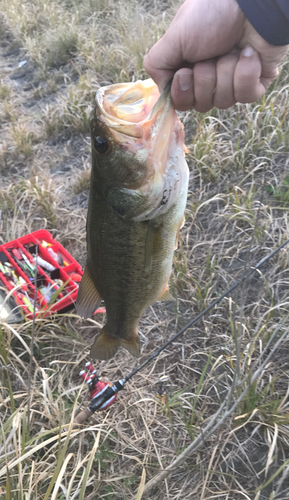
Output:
(73, 407), (91, 424)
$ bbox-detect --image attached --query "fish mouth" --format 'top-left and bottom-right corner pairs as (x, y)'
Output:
(95, 79), (173, 140)
(94, 79), (187, 222)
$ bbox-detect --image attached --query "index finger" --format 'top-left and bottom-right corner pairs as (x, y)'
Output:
(144, 37), (178, 91)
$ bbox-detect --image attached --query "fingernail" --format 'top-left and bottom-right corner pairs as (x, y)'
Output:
(243, 45), (255, 57)
(178, 72), (192, 91)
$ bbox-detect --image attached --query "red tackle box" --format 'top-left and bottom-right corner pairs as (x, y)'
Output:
(0, 229), (105, 322)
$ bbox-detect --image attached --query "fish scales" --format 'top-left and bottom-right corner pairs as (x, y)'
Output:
(87, 177), (184, 334)
(76, 79), (189, 360)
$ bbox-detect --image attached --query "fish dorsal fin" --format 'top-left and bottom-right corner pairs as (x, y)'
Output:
(158, 286), (174, 302)
(76, 266), (102, 319)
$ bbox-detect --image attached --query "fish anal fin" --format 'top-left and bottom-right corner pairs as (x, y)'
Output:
(76, 266), (102, 319)
(90, 327), (140, 360)
(158, 285), (174, 302)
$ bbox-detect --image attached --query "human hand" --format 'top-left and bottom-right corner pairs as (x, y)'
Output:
(144, 0), (288, 112)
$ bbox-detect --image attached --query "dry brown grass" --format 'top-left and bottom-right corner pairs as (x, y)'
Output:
(1, 1), (289, 499)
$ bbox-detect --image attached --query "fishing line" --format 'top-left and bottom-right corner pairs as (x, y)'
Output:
(36, 238), (289, 456)
(79, 236), (289, 417)
(124, 236), (289, 382)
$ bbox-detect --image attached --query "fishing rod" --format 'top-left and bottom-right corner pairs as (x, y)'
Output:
(74, 236), (289, 423)
(35, 237), (289, 456)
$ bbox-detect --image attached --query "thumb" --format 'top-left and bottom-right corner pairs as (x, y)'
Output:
(240, 20), (289, 92)
(234, 45), (264, 103)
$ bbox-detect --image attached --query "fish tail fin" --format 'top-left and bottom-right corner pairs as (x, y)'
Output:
(90, 326), (140, 360)
(120, 332), (140, 357)
(90, 326), (121, 360)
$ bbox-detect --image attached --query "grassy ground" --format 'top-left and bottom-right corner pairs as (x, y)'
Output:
(1, 0), (289, 498)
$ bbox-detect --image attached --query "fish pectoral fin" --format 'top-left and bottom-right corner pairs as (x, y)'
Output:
(144, 220), (158, 273)
(76, 266), (102, 319)
(90, 327), (140, 360)
(158, 285), (174, 302)
(174, 215), (185, 250)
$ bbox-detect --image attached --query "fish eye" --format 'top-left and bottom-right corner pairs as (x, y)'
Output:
(94, 136), (109, 154)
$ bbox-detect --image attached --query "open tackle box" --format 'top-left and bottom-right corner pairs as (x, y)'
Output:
(0, 229), (105, 323)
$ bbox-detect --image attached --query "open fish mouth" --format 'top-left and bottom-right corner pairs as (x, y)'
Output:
(100, 79), (159, 123)
(95, 78), (173, 140)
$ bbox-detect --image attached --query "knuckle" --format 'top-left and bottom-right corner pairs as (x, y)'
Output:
(194, 62), (216, 86)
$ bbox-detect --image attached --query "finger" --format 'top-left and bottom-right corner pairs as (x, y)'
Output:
(259, 45), (288, 89)
(193, 60), (217, 113)
(144, 48), (174, 92)
(144, 0), (244, 92)
(170, 69), (194, 111)
(144, 38), (176, 91)
(234, 45), (264, 103)
(213, 49), (240, 109)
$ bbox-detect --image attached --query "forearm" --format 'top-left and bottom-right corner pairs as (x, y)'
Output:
(237, 0), (289, 46)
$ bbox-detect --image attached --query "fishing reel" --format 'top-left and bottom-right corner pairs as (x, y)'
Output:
(74, 362), (125, 424)
(34, 363), (124, 458)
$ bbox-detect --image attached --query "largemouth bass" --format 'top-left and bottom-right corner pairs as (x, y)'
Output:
(76, 79), (189, 360)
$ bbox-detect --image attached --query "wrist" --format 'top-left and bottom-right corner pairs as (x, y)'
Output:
(241, 17), (289, 54)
